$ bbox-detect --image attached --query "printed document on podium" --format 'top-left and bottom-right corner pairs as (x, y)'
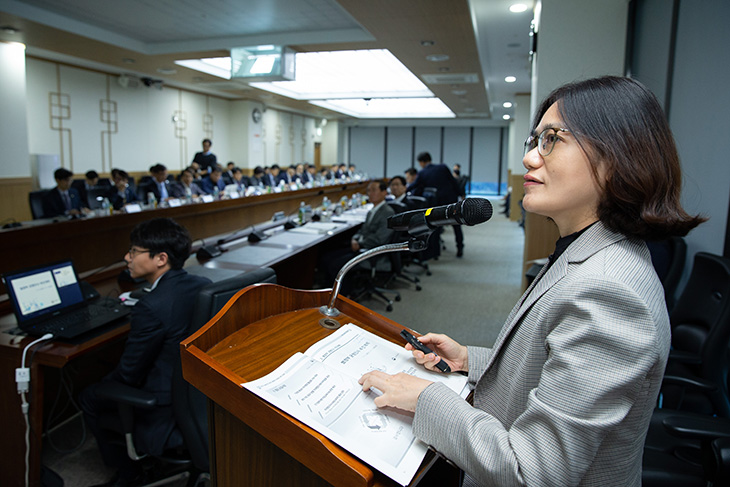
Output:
(242, 323), (469, 485)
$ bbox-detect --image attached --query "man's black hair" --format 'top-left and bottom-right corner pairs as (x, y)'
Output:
(54, 168), (73, 180)
(416, 152), (432, 163)
(85, 170), (99, 180)
(389, 175), (406, 186)
(150, 163), (167, 174)
(129, 218), (191, 270)
(202, 138), (212, 146)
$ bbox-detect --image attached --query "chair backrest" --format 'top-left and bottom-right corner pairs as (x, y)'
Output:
(387, 201), (408, 214)
(172, 267), (277, 471)
(28, 189), (50, 219)
(406, 195), (428, 210)
(670, 252), (730, 394)
(422, 187), (438, 206)
(663, 237), (687, 313)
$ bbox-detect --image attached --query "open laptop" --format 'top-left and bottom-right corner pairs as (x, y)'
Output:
(2, 260), (130, 338)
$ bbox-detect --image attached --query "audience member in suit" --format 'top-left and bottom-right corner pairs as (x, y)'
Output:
(333, 163), (347, 180)
(170, 169), (203, 198)
(262, 164), (280, 187)
(387, 175), (409, 204)
(79, 218), (211, 487)
(230, 167), (248, 192)
(138, 163), (173, 205)
(277, 165), (296, 185)
(42, 168), (86, 218)
(199, 166), (226, 195)
(72, 170), (100, 208)
(107, 168), (138, 210)
(452, 164), (468, 199)
(321, 180), (395, 295)
(295, 163), (309, 184)
(191, 138), (217, 175)
(404, 167), (418, 186)
(249, 166), (265, 186)
(359, 76), (706, 487)
(347, 164), (358, 179)
(306, 164), (318, 183)
(407, 151), (464, 257)
(221, 161), (236, 185)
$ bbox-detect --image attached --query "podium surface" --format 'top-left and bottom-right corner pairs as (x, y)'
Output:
(180, 284), (458, 487)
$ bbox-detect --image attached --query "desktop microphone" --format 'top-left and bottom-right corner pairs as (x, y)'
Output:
(387, 198), (493, 231)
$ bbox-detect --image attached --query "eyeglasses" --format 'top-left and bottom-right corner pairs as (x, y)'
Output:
(524, 127), (570, 157)
(127, 247), (152, 258)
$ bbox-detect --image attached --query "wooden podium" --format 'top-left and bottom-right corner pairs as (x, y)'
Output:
(180, 284), (459, 487)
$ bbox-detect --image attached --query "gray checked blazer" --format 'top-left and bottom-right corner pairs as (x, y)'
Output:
(413, 222), (670, 486)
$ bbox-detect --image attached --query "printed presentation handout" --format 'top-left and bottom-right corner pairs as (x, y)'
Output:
(242, 323), (469, 485)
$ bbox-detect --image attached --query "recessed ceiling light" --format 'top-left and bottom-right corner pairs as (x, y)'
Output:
(426, 54), (450, 62)
(503, 101), (513, 108)
(420, 40), (435, 47)
(157, 67), (177, 75)
(452, 89), (467, 96)
(503, 114), (511, 120)
(1, 26), (19, 34)
(122, 58), (136, 64)
(464, 107), (476, 113)
(509, 4), (528, 13)
(438, 67), (450, 72)
(505, 76), (517, 83)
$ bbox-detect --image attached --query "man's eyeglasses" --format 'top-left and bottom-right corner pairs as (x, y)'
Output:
(127, 247), (152, 258)
(524, 127), (570, 157)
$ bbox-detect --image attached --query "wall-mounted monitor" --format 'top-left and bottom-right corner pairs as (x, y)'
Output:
(231, 45), (296, 82)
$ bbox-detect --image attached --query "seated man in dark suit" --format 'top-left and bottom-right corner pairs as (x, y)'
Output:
(199, 165), (226, 195)
(407, 151), (464, 257)
(107, 168), (138, 210)
(321, 180), (395, 295)
(41, 167), (87, 218)
(72, 170), (100, 209)
(170, 168), (203, 199)
(79, 218), (211, 487)
(388, 175), (409, 204)
(138, 163), (172, 205)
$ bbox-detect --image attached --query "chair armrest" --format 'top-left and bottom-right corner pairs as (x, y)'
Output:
(663, 414), (730, 441)
(95, 380), (158, 409)
(662, 374), (718, 392)
(668, 350), (702, 365)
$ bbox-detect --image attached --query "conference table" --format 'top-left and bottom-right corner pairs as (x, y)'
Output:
(0, 180), (370, 487)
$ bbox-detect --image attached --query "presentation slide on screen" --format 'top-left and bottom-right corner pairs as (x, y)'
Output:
(11, 271), (61, 316)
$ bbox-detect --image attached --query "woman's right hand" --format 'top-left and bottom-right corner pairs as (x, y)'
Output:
(406, 333), (468, 373)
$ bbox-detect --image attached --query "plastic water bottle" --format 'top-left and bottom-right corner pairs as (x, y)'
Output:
(298, 202), (306, 225)
(101, 197), (111, 216)
(147, 192), (157, 209)
(185, 187), (192, 204)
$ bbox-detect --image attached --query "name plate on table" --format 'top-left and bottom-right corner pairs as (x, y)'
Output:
(201, 194), (214, 203)
(124, 203), (142, 213)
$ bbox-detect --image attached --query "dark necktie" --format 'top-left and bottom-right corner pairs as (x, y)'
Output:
(62, 191), (71, 210)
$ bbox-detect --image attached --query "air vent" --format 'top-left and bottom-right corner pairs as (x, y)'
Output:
(198, 81), (252, 91)
(422, 73), (480, 84)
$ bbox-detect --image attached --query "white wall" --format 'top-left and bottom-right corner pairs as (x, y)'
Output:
(0, 42), (29, 178)
(21, 57), (318, 177)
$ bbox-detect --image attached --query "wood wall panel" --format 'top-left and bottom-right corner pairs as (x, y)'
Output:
(0, 178), (33, 224)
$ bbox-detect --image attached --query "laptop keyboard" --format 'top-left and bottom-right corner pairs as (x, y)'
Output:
(32, 302), (128, 336)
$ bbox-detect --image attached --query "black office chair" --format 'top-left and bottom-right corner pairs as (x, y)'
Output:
(647, 236), (687, 313)
(402, 195), (433, 275)
(28, 189), (49, 219)
(387, 201), (422, 291)
(95, 268), (277, 487)
(643, 412), (730, 486)
(87, 187), (111, 209)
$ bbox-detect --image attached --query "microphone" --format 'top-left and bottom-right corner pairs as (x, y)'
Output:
(387, 198), (493, 231)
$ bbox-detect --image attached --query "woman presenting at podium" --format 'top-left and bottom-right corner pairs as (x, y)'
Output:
(359, 76), (705, 486)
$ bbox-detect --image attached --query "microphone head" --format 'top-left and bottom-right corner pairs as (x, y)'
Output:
(460, 198), (493, 225)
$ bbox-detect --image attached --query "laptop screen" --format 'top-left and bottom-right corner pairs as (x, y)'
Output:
(3, 260), (85, 325)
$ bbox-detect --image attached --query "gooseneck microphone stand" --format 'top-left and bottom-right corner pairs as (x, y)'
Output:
(319, 213), (432, 317)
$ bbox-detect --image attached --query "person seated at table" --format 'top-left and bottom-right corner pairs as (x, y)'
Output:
(387, 175), (409, 204)
(262, 164), (280, 187)
(199, 166), (226, 195)
(249, 166), (265, 186)
(170, 168), (203, 198)
(42, 167), (87, 218)
(222, 161), (236, 185)
(277, 165), (296, 185)
(320, 180), (395, 294)
(230, 167), (249, 192)
(107, 168), (139, 210)
(72, 169), (100, 208)
(138, 164), (172, 204)
(79, 218), (211, 487)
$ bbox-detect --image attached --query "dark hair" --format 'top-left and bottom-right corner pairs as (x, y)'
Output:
(389, 175), (406, 186)
(129, 218), (191, 270)
(111, 168), (129, 179)
(149, 163), (167, 174)
(85, 170), (99, 180)
(405, 168), (418, 176)
(533, 76), (705, 239)
(202, 138), (212, 146)
(54, 168), (73, 180)
(416, 152), (432, 163)
(370, 180), (388, 192)
(253, 166), (264, 176)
